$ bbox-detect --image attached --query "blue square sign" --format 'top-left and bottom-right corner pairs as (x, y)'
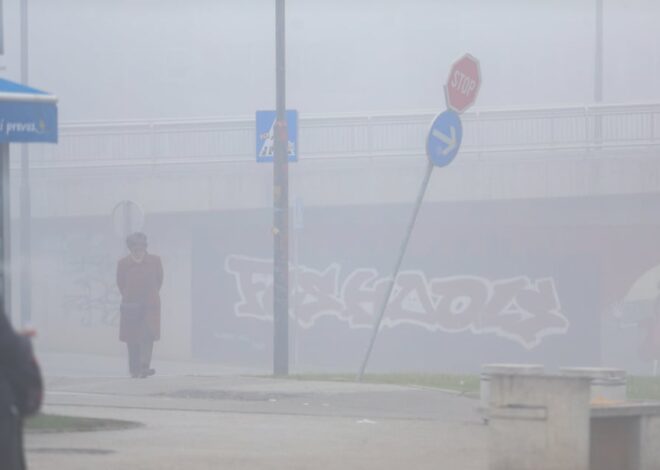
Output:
(256, 110), (298, 163)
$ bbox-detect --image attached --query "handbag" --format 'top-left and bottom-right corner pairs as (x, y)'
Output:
(7, 335), (43, 417)
(120, 302), (146, 318)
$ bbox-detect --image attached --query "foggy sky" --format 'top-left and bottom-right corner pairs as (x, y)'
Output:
(3, 0), (660, 122)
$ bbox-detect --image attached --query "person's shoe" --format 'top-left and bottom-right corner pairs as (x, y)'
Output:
(140, 368), (156, 378)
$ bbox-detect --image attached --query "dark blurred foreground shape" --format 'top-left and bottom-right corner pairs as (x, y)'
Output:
(0, 309), (43, 470)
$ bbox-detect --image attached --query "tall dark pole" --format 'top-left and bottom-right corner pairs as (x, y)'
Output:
(20, 0), (32, 327)
(595, 0), (603, 103)
(0, 144), (10, 318)
(273, 0), (289, 376)
(593, 0), (603, 147)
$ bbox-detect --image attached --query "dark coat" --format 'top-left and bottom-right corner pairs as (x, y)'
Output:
(117, 253), (164, 343)
(0, 312), (30, 470)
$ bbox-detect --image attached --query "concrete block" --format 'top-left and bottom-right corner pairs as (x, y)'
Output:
(488, 374), (591, 470)
(560, 367), (626, 403)
(638, 413), (660, 470)
(480, 363), (544, 411)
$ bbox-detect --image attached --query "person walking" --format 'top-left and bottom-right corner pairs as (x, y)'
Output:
(117, 232), (163, 378)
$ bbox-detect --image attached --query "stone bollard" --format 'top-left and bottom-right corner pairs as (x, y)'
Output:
(488, 373), (591, 470)
(559, 367), (626, 403)
(480, 363), (544, 416)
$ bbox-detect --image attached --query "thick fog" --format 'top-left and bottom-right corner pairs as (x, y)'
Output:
(1, 0), (658, 121)
(1, 0), (660, 378)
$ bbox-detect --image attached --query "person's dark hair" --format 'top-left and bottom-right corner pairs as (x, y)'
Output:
(126, 232), (147, 249)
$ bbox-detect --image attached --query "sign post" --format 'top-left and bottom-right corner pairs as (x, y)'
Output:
(357, 54), (481, 381)
(445, 53), (481, 114)
(112, 200), (145, 239)
(273, 0), (289, 376)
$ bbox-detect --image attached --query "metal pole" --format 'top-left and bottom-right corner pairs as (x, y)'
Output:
(292, 214), (299, 369)
(20, 0), (32, 327)
(592, 0), (603, 148)
(594, 0), (603, 103)
(122, 201), (132, 239)
(273, 0), (289, 376)
(0, 144), (11, 317)
(292, 188), (301, 370)
(357, 160), (434, 380)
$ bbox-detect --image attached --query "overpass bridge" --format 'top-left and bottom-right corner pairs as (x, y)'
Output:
(15, 102), (660, 374)
(13, 102), (660, 218)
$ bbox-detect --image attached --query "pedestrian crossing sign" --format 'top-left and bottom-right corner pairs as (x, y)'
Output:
(256, 110), (298, 163)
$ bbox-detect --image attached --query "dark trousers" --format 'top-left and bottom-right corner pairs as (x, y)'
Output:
(0, 406), (25, 470)
(127, 339), (154, 377)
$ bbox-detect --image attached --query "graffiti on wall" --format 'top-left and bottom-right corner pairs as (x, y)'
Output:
(49, 233), (121, 328)
(225, 255), (570, 349)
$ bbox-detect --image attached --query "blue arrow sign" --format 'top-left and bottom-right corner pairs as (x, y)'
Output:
(426, 110), (462, 167)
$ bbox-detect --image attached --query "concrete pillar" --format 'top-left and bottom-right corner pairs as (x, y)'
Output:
(480, 363), (544, 412)
(488, 374), (591, 470)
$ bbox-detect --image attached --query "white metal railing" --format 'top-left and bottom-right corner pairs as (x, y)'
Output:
(19, 103), (660, 168)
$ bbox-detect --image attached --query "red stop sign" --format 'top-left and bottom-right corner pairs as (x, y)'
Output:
(445, 54), (481, 114)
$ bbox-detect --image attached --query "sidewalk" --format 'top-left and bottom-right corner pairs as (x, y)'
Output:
(35, 350), (267, 378)
(25, 353), (489, 470)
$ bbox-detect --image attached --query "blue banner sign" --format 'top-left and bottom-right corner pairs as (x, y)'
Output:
(0, 100), (58, 143)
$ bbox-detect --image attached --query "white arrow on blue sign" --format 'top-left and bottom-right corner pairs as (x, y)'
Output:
(426, 110), (463, 167)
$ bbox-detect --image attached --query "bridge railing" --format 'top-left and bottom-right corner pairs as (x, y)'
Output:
(20, 103), (660, 168)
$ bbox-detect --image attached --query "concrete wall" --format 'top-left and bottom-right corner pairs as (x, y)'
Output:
(21, 194), (660, 375)
(26, 214), (193, 360)
(11, 148), (660, 221)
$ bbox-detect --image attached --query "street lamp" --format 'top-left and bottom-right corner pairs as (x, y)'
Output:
(20, 0), (32, 327)
(273, 0), (289, 376)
